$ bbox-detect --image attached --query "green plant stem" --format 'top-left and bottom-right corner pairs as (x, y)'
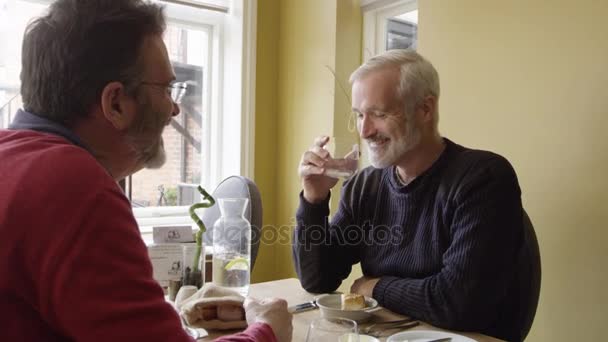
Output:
(188, 186), (215, 273)
(324, 65), (357, 132)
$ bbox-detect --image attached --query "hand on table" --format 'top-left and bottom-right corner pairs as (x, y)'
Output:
(298, 136), (338, 204)
(244, 297), (293, 342)
(350, 276), (380, 298)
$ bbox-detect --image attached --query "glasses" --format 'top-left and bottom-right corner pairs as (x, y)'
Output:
(140, 81), (188, 104)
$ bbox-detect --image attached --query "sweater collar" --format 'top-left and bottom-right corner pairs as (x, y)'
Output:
(9, 109), (91, 153)
(389, 138), (455, 192)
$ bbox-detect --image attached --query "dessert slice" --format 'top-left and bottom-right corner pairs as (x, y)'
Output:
(341, 293), (367, 310)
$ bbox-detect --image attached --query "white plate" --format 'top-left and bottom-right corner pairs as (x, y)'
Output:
(387, 330), (477, 342)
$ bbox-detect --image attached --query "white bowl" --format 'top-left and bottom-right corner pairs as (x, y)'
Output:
(315, 294), (379, 323)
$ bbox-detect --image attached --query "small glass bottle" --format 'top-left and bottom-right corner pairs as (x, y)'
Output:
(212, 198), (251, 296)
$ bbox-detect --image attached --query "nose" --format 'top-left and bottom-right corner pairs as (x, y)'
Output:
(358, 114), (376, 139)
(171, 101), (180, 117)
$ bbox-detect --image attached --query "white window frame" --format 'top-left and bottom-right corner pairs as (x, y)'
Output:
(161, 1), (226, 192)
(2, 0), (257, 233)
(361, 0), (417, 61)
(133, 0), (257, 232)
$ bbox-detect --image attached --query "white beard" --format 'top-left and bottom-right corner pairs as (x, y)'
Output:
(367, 121), (421, 168)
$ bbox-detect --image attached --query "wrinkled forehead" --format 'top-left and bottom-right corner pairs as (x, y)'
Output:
(139, 34), (175, 81)
(352, 67), (403, 111)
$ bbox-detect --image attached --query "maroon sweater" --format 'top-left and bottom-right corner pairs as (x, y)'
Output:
(0, 112), (276, 341)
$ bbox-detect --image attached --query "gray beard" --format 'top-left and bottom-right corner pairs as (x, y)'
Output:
(143, 136), (166, 169)
(126, 98), (169, 170)
(125, 129), (167, 170)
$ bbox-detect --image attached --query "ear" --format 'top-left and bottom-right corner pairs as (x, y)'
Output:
(417, 95), (437, 123)
(100, 82), (136, 130)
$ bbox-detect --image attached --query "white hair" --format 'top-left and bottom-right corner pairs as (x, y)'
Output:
(349, 49), (440, 128)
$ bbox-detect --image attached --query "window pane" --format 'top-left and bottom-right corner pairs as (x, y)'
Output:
(129, 24), (207, 208)
(0, 0), (48, 128)
(387, 10), (418, 50)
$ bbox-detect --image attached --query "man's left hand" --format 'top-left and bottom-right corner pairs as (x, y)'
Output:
(350, 276), (380, 297)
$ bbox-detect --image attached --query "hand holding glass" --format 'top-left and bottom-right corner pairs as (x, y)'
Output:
(323, 137), (359, 179)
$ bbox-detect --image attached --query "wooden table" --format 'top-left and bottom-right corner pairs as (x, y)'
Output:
(200, 278), (504, 341)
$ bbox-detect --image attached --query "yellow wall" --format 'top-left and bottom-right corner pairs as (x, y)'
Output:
(257, 0), (607, 340)
(274, 0), (337, 280)
(252, 0), (280, 282)
(254, 0), (362, 282)
(419, 0), (608, 340)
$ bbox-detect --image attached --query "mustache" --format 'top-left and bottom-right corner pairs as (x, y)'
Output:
(365, 134), (389, 143)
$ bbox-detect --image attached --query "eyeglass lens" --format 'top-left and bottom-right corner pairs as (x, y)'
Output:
(171, 83), (187, 104)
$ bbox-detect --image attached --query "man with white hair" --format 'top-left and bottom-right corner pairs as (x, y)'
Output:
(294, 50), (538, 342)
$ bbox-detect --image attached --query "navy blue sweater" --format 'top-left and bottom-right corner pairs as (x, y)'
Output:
(293, 139), (535, 341)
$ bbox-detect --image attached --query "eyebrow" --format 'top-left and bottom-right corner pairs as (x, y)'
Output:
(351, 106), (389, 113)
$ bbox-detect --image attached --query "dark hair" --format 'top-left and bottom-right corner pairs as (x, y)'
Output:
(20, 0), (166, 126)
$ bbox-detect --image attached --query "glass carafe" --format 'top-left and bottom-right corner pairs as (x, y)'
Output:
(212, 198), (251, 296)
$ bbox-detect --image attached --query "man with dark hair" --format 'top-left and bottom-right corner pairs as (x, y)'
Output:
(0, 1), (291, 341)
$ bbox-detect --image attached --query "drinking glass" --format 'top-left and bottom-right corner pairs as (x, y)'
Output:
(323, 137), (359, 179)
(305, 317), (359, 342)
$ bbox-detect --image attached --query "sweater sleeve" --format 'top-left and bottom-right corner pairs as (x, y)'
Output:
(373, 157), (523, 332)
(292, 190), (361, 293)
(214, 323), (276, 342)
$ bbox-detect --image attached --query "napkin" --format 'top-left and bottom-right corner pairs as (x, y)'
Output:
(179, 283), (247, 330)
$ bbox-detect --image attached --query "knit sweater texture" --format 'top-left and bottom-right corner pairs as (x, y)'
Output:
(293, 138), (534, 342)
(0, 110), (276, 342)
